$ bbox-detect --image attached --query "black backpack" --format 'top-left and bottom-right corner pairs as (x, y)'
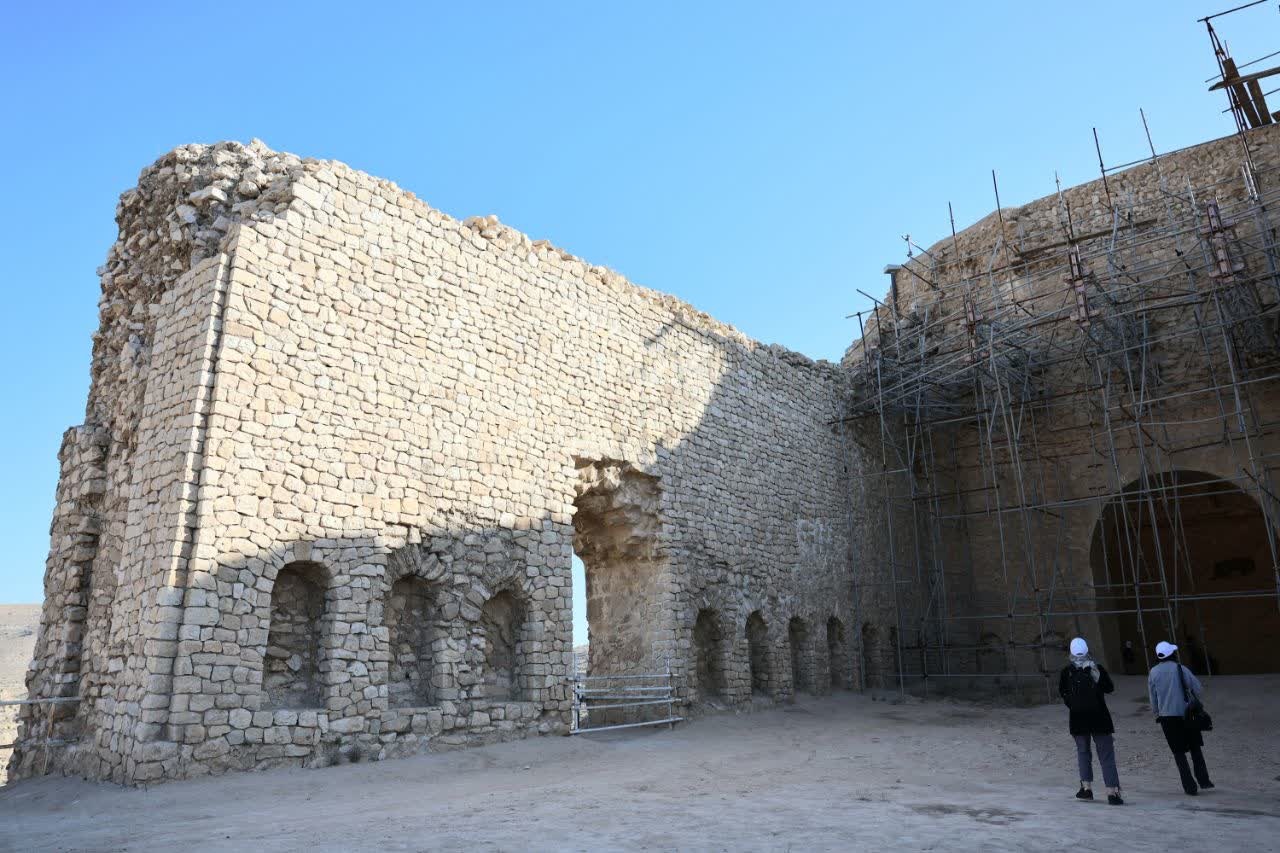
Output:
(1065, 667), (1100, 713)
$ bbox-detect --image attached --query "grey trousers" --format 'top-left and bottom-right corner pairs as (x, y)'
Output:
(1074, 734), (1120, 788)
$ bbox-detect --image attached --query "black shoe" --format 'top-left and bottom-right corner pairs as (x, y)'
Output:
(1200, 781), (1215, 790)
(1184, 787), (1198, 796)
(1108, 793), (1124, 806)
(1076, 786), (1094, 800)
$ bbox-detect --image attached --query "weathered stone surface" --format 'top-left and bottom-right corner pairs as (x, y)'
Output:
(11, 138), (860, 785)
(22, 125), (1280, 786)
(842, 123), (1280, 688)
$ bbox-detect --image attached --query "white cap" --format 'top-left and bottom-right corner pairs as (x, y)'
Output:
(1156, 641), (1178, 659)
(1069, 637), (1089, 656)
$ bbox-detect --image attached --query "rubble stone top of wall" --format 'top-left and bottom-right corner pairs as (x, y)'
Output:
(124, 138), (841, 383)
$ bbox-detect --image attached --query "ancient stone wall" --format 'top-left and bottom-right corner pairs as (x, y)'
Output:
(33, 120), (1268, 784)
(14, 140), (867, 784)
(14, 144), (307, 783)
(844, 124), (1280, 685)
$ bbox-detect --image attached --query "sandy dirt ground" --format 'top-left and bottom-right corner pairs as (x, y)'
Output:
(1, 673), (1277, 852)
(0, 604), (39, 779)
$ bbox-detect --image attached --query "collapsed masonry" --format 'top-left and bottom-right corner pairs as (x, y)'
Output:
(13, 122), (1280, 786)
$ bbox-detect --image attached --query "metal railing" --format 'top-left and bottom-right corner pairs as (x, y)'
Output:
(570, 655), (682, 734)
(0, 696), (79, 755)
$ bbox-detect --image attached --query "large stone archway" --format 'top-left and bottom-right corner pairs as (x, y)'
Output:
(1089, 470), (1280, 674)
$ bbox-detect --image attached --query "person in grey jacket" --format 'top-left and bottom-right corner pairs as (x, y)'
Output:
(1148, 641), (1214, 795)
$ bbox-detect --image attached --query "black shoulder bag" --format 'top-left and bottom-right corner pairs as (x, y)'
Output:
(1175, 662), (1213, 732)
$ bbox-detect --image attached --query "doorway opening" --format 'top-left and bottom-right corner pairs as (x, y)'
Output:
(1090, 470), (1280, 674)
(571, 460), (663, 676)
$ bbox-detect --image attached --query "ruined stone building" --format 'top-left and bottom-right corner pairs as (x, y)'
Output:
(845, 125), (1280, 688)
(12, 117), (1280, 784)
(11, 138), (862, 785)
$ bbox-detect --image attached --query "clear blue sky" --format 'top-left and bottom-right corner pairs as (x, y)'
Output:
(1, 2), (1272, 613)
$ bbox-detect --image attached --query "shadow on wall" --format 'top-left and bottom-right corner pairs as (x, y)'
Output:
(263, 560), (328, 709)
(16, 198), (864, 782)
(861, 623), (879, 689)
(826, 616), (851, 690)
(693, 609), (727, 700)
(746, 611), (772, 695)
(211, 528), (557, 774)
(387, 575), (439, 707)
(788, 617), (811, 695)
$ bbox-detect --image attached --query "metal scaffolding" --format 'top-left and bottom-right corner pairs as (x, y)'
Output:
(842, 16), (1280, 692)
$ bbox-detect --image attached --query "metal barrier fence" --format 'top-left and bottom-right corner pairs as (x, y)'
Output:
(0, 696), (79, 778)
(570, 655), (682, 734)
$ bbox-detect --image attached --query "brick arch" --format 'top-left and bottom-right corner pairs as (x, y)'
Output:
(260, 547), (336, 590)
(385, 541), (447, 586)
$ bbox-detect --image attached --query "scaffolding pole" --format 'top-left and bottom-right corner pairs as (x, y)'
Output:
(841, 115), (1280, 694)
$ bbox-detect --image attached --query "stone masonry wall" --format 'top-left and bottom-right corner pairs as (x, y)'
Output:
(844, 124), (1280, 685)
(13, 141), (867, 784)
(14, 143), (306, 783)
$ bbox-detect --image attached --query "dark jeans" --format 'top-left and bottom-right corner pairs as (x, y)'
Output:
(1073, 733), (1120, 788)
(1159, 717), (1212, 793)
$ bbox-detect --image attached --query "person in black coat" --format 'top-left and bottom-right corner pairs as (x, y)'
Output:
(1058, 637), (1124, 805)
